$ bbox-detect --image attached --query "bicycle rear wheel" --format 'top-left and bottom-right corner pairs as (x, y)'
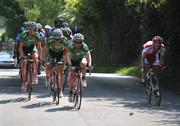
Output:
(74, 78), (82, 110)
(152, 75), (161, 106)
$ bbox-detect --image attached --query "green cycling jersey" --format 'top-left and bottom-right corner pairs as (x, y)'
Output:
(47, 36), (69, 52)
(20, 30), (41, 47)
(68, 42), (89, 61)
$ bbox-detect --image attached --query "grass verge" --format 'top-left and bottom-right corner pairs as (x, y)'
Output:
(93, 66), (141, 77)
(0, 28), (5, 37)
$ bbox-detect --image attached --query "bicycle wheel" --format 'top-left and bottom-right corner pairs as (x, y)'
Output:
(26, 64), (33, 101)
(50, 78), (55, 102)
(144, 78), (151, 104)
(74, 77), (82, 110)
(54, 74), (60, 105)
(152, 75), (161, 106)
(62, 69), (68, 91)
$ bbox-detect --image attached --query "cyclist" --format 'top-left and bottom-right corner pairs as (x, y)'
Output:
(68, 33), (93, 102)
(19, 21), (42, 90)
(44, 25), (52, 38)
(141, 36), (166, 84)
(36, 23), (46, 75)
(53, 17), (64, 29)
(13, 21), (28, 66)
(43, 28), (71, 97)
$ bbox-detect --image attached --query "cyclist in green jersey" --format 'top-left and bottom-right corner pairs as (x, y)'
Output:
(68, 33), (93, 101)
(19, 21), (42, 90)
(43, 28), (71, 97)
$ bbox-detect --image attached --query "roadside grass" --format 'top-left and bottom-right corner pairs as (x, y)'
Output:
(0, 28), (5, 37)
(93, 66), (141, 77)
(94, 65), (180, 95)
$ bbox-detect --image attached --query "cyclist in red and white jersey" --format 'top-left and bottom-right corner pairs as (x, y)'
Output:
(141, 36), (166, 83)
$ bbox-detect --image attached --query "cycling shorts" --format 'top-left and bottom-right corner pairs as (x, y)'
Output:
(23, 45), (37, 56)
(46, 49), (64, 63)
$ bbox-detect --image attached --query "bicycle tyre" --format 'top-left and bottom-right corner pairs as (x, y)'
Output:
(50, 79), (55, 102)
(26, 64), (33, 101)
(152, 75), (161, 106)
(62, 69), (68, 91)
(145, 78), (151, 104)
(74, 77), (82, 110)
(55, 74), (60, 105)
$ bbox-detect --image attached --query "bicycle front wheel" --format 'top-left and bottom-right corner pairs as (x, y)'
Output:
(62, 69), (68, 91)
(26, 65), (33, 101)
(74, 77), (82, 110)
(145, 78), (151, 104)
(55, 74), (60, 105)
(152, 75), (161, 106)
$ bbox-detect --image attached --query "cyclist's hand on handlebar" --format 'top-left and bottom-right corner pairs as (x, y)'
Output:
(67, 64), (72, 70)
(160, 64), (165, 71)
(88, 65), (93, 71)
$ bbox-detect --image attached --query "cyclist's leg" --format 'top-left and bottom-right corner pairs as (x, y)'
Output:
(81, 58), (88, 87)
(32, 51), (39, 84)
(68, 70), (77, 102)
(80, 58), (87, 78)
(68, 60), (79, 92)
(21, 46), (28, 90)
(57, 64), (64, 97)
(21, 59), (27, 88)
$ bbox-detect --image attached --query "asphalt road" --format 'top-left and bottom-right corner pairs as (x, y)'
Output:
(0, 69), (180, 126)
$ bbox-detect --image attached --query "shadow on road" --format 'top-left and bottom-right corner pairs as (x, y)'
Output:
(0, 97), (28, 104)
(0, 73), (180, 125)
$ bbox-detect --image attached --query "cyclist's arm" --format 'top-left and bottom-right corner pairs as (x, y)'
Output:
(64, 47), (71, 65)
(43, 43), (49, 61)
(19, 40), (24, 58)
(160, 48), (166, 66)
(86, 51), (92, 67)
(141, 52), (147, 68)
(36, 41), (42, 60)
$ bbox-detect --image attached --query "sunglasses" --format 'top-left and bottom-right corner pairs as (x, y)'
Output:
(74, 40), (82, 44)
(55, 38), (61, 41)
(75, 42), (82, 44)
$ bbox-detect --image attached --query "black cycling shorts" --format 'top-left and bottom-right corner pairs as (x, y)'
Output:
(71, 59), (82, 66)
(23, 45), (34, 56)
(49, 49), (64, 62)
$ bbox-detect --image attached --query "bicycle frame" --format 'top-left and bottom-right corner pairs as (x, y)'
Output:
(23, 54), (34, 101)
(146, 68), (156, 91)
(70, 66), (82, 110)
(145, 66), (161, 106)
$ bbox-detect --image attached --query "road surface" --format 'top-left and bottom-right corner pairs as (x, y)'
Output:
(0, 69), (180, 126)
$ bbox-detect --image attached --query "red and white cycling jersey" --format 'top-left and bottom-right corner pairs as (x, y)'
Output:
(142, 41), (166, 65)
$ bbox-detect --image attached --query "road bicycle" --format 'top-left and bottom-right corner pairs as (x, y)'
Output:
(144, 66), (161, 106)
(70, 66), (91, 110)
(22, 54), (35, 101)
(47, 58), (64, 105)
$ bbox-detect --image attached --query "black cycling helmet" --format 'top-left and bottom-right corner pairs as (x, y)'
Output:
(61, 27), (72, 38)
(53, 28), (63, 39)
(73, 33), (84, 42)
(71, 25), (80, 35)
(54, 17), (64, 28)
